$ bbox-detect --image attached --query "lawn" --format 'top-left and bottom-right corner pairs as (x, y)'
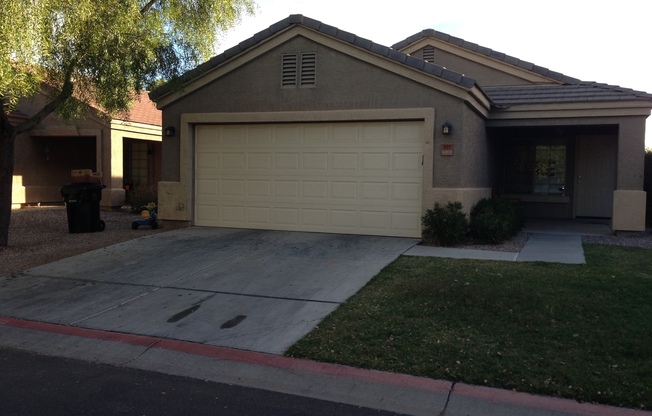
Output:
(285, 244), (652, 410)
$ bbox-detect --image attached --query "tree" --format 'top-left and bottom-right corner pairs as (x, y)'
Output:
(0, 0), (254, 246)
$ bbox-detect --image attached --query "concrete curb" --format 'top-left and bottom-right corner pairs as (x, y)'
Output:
(1, 317), (648, 416)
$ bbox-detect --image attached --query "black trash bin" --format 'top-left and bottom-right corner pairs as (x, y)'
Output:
(60, 183), (106, 233)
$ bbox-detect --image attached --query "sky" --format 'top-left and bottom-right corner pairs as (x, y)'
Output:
(216, 0), (652, 146)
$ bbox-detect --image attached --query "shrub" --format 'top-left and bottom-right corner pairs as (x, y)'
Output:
(421, 201), (469, 246)
(469, 197), (524, 244)
(126, 184), (158, 212)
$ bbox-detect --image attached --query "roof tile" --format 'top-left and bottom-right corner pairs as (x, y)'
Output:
(122, 91), (161, 126)
(484, 83), (652, 106)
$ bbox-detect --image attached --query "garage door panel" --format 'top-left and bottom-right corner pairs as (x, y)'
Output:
(303, 125), (329, 143)
(221, 153), (246, 169)
(274, 180), (300, 197)
(303, 153), (328, 170)
(394, 123), (423, 143)
(361, 124), (391, 143)
(247, 153), (272, 169)
(221, 179), (244, 196)
(247, 180), (271, 197)
(331, 182), (357, 199)
(393, 153), (421, 171)
(332, 153), (358, 170)
(247, 126), (273, 144)
(195, 121), (423, 237)
(393, 182), (421, 201)
(362, 153), (390, 170)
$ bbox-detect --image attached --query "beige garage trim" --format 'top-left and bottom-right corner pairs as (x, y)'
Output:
(194, 121), (424, 237)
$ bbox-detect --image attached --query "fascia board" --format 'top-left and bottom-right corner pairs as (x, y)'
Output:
(400, 38), (559, 85)
(110, 120), (162, 138)
(489, 102), (652, 120)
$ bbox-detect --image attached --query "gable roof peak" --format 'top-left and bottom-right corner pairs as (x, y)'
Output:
(150, 15), (480, 103)
(393, 29), (581, 85)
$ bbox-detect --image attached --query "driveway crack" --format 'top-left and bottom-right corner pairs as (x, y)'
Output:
(438, 382), (456, 416)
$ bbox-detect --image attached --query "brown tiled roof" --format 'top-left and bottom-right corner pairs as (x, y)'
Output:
(122, 91), (161, 126)
(484, 83), (652, 107)
(150, 15), (477, 101)
(392, 29), (581, 85)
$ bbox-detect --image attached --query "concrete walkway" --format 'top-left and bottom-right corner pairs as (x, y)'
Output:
(405, 233), (585, 264)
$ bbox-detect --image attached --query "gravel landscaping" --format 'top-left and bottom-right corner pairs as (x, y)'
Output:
(0, 206), (186, 277)
(2, 206), (651, 277)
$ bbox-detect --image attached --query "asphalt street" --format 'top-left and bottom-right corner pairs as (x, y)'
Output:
(0, 346), (407, 416)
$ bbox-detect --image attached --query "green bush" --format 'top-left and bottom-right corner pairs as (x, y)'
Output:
(126, 184), (158, 212)
(421, 201), (469, 246)
(469, 197), (524, 244)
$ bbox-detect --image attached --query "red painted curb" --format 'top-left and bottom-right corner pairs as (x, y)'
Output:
(0, 316), (450, 394)
(453, 383), (650, 416)
(2, 316), (649, 416)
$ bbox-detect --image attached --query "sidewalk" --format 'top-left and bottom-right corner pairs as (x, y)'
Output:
(404, 233), (585, 264)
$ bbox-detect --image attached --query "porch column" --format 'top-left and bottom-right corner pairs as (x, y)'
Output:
(101, 128), (126, 208)
(612, 117), (647, 232)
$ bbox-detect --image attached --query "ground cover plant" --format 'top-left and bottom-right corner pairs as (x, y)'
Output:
(286, 244), (652, 410)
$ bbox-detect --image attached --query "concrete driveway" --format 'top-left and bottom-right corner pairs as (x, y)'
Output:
(0, 228), (418, 354)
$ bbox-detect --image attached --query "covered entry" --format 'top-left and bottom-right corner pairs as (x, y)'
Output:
(490, 125), (618, 220)
(193, 121), (424, 237)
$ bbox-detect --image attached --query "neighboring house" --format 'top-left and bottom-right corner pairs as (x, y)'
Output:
(150, 15), (652, 237)
(10, 91), (162, 209)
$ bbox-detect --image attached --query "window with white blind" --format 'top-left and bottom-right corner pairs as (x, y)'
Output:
(281, 52), (317, 88)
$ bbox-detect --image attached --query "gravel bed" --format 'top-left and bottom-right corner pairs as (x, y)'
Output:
(0, 206), (186, 277)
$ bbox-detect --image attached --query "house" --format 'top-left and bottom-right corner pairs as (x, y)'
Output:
(149, 15), (652, 237)
(11, 91), (162, 209)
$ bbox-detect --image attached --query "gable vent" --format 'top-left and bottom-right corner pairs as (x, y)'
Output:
(422, 46), (435, 63)
(282, 53), (298, 87)
(300, 52), (316, 87)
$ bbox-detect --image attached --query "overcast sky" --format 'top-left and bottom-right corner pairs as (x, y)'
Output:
(216, 0), (652, 146)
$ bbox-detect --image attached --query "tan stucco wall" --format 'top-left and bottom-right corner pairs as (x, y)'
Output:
(616, 117), (646, 190)
(613, 190), (646, 232)
(12, 92), (162, 208)
(156, 35), (494, 227)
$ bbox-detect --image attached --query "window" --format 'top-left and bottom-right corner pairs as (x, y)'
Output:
(281, 52), (317, 88)
(503, 140), (566, 196)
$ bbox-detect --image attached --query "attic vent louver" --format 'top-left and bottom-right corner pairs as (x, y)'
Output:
(281, 52), (317, 88)
(300, 52), (316, 87)
(422, 46), (435, 63)
(282, 54), (298, 87)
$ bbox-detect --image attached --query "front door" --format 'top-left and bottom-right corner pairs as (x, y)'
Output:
(575, 136), (617, 218)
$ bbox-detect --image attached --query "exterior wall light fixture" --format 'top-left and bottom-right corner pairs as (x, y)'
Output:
(442, 122), (452, 135)
(165, 126), (176, 137)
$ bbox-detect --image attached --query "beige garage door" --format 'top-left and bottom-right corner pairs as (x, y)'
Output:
(194, 121), (423, 237)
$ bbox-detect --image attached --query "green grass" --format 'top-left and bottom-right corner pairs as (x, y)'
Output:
(285, 244), (652, 410)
